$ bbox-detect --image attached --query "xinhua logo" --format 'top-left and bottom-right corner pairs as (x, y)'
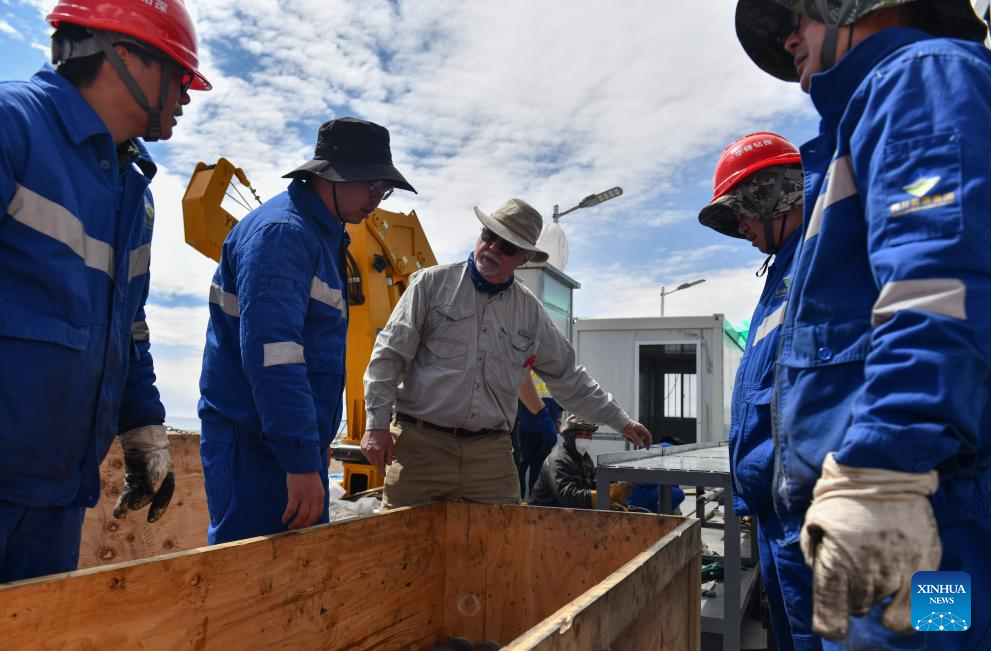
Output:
(911, 571), (971, 632)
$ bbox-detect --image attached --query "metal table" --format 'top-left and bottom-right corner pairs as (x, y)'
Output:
(596, 442), (760, 651)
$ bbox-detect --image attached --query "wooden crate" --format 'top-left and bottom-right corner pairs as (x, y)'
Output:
(1, 503), (699, 650)
(79, 433), (209, 568)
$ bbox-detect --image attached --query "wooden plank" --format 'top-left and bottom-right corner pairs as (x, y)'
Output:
(611, 557), (701, 650)
(79, 433), (209, 568)
(1, 504), (447, 650)
(504, 517), (699, 650)
(443, 501), (487, 643)
(475, 505), (684, 645)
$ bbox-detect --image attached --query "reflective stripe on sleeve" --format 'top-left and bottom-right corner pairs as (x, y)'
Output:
(752, 302), (786, 346)
(805, 156), (858, 241)
(263, 341), (305, 367)
(128, 243), (151, 280)
(209, 283), (240, 318)
(8, 183), (115, 278)
(132, 320), (150, 342)
(310, 276), (348, 319)
(872, 279), (967, 327)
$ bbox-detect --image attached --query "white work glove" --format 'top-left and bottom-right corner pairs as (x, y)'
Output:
(113, 425), (175, 523)
(800, 452), (940, 641)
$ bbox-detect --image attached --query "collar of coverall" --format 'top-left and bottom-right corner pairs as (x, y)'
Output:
(809, 27), (932, 123)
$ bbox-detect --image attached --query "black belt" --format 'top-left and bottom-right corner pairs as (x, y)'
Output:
(395, 412), (506, 438)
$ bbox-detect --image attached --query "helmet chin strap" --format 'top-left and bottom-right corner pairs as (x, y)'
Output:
(738, 169), (786, 276)
(331, 181), (344, 221)
(90, 31), (171, 142)
(815, 0), (861, 72)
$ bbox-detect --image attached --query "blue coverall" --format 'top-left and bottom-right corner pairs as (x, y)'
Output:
(0, 67), (166, 581)
(728, 232), (819, 651)
(777, 28), (991, 650)
(199, 179), (348, 544)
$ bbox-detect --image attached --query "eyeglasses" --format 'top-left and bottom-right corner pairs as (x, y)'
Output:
(791, 11), (805, 35)
(480, 227), (521, 256)
(368, 180), (394, 201)
(178, 70), (194, 96)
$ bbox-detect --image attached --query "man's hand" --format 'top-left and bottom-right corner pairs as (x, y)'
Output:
(800, 453), (941, 640)
(361, 428), (394, 473)
(620, 421), (652, 448)
(114, 425), (174, 523)
(283, 472), (325, 530)
(609, 481), (633, 506)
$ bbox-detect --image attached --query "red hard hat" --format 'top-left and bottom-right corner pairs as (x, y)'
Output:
(47, 0), (211, 91)
(710, 132), (799, 200)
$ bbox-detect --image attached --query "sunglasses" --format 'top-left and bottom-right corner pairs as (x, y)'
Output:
(480, 227), (521, 256)
(143, 47), (193, 95)
(791, 11), (806, 35)
(368, 180), (394, 201)
(178, 70), (194, 96)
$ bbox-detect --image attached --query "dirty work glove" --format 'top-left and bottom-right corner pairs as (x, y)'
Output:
(113, 425), (175, 523)
(609, 481), (632, 506)
(535, 407), (558, 452)
(800, 452), (940, 640)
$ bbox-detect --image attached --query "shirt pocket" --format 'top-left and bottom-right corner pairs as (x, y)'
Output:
(877, 132), (963, 248)
(0, 295), (90, 351)
(424, 337), (468, 371)
(427, 304), (475, 339)
(497, 327), (535, 367)
(488, 327), (535, 396)
(778, 314), (871, 369)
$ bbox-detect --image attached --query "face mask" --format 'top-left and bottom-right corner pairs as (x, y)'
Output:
(574, 438), (592, 458)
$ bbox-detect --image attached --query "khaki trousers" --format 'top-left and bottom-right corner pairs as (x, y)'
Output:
(381, 419), (522, 509)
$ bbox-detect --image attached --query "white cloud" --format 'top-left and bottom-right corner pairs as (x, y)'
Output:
(573, 263), (765, 325)
(0, 19), (20, 38)
(165, 1), (812, 260)
(152, 347), (207, 421)
(112, 1), (813, 422)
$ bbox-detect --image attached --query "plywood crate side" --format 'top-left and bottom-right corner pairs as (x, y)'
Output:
(505, 517), (700, 651)
(80, 433), (209, 568)
(2, 505), (448, 651)
(456, 504), (685, 645)
(7, 503), (699, 651)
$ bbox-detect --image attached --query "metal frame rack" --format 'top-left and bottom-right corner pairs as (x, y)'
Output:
(595, 442), (760, 651)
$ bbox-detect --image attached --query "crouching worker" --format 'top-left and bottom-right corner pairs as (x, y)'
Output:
(529, 416), (632, 509)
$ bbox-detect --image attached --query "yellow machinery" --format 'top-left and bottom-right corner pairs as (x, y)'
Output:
(181, 158), (437, 494)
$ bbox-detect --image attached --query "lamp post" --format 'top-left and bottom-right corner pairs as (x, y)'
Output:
(551, 186), (623, 223)
(660, 279), (706, 316)
(540, 186), (623, 271)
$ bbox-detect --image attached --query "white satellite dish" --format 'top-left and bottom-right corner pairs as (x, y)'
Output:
(537, 222), (569, 271)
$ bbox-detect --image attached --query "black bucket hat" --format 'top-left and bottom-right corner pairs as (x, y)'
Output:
(283, 117), (416, 193)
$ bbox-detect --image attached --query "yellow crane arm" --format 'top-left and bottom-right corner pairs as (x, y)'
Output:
(181, 160), (437, 494)
(181, 158), (260, 262)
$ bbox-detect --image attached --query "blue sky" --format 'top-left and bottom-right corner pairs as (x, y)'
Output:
(1, 1), (821, 422)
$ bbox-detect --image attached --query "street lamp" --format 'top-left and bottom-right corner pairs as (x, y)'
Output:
(540, 186), (623, 271)
(551, 186), (623, 223)
(660, 279), (706, 316)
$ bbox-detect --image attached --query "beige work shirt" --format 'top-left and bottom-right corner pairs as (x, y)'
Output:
(364, 262), (631, 433)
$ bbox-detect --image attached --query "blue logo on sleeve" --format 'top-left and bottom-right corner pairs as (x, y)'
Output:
(912, 571), (971, 632)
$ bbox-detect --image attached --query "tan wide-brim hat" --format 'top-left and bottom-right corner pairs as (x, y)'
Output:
(474, 198), (549, 263)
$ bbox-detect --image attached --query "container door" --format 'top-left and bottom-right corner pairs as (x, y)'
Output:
(637, 343), (698, 444)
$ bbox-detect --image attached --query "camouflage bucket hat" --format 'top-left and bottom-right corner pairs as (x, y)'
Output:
(698, 165), (803, 237)
(560, 414), (599, 435)
(736, 0), (988, 82)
